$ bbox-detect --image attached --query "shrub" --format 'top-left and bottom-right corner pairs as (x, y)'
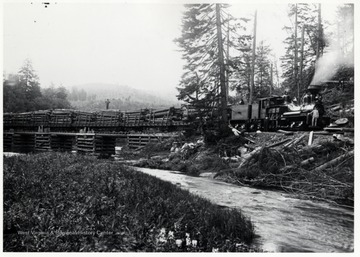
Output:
(3, 153), (255, 252)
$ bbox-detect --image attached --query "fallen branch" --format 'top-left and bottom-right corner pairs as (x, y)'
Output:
(267, 138), (291, 148)
(244, 144), (255, 151)
(277, 129), (294, 135)
(238, 146), (263, 168)
(280, 157), (315, 171)
(313, 131), (333, 135)
(283, 134), (306, 148)
(324, 127), (354, 133)
(243, 136), (255, 144)
(310, 150), (354, 173)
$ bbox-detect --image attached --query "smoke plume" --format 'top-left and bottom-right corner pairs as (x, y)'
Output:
(311, 6), (354, 85)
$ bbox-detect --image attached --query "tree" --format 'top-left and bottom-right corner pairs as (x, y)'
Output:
(37, 85), (71, 110)
(281, 3), (321, 98)
(175, 4), (233, 128)
(3, 59), (72, 112)
(230, 49), (252, 102)
(228, 26), (252, 103)
(3, 74), (27, 112)
(3, 59), (42, 112)
(254, 41), (272, 98)
(18, 59), (42, 102)
(175, 4), (250, 132)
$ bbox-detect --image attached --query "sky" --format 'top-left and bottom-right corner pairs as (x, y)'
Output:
(2, 0), (348, 99)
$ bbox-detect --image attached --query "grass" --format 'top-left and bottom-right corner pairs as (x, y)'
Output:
(3, 152), (255, 252)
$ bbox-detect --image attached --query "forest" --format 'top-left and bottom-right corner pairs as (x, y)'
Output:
(3, 4), (353, 118)
(174, 3), (353, 129)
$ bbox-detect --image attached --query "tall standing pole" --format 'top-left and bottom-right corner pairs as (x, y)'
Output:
(215, 4), (228, 125)
(299, 25), (305, 99)
(226, 14), (230, 103)
(317, 3), (322, 59)
(270, 63), (273, 96)
(249, 10), (257, 104)
(294, 4), (299, 99)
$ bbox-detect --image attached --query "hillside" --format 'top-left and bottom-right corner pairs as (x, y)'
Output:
(68, 83), (180, 111)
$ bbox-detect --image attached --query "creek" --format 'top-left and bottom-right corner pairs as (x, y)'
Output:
(134, 167), (353, 252)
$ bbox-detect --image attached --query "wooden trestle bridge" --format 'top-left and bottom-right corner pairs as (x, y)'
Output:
(3, 131), (177, 156)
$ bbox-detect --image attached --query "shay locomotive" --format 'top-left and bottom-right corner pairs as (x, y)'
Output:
(228, 94), (328, 131)
(3, 89), (329, 133)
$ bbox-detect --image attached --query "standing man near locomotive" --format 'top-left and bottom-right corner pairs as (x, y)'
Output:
(310, 106), (320, 127)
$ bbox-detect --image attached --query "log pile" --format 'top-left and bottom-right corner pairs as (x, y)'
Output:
(32, 110), (51, 127)
(216, 131), (354, 206)
(12, 113), (33, 127)
(72, 111), (97, 127)
(49, 109), (73, 127)
(96, 110), (122, 127)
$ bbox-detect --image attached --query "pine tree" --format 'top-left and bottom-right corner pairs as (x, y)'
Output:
(281, 4), (321, 97)
(175, 4), (249, 128)
(175, 4), (223, 113)
(254, 41), (272, 98)
(18, 59), (42, 102)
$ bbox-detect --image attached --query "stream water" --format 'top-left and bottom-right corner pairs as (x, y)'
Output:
(133, 167), (354, 253)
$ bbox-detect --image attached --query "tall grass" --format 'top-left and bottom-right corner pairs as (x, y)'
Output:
(3, 153), (255, 252)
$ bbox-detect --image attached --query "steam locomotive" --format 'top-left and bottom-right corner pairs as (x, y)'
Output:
(228, 94), (328, 131)
(3, 89), (329, 133)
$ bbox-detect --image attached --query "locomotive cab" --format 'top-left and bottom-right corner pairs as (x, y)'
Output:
(258, 96), (290, 131)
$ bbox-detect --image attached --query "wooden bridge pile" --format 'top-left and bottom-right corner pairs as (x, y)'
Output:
(126, 133), (173, 150)
(3, 133), (14, 152)
(3, 113), (12, 126)
(35, 133), (51, 152)
(50, 134), (74, 152)
(12, 133), (36, 153)
(3, 131), (178, 156)
(76, 134), (116, 156)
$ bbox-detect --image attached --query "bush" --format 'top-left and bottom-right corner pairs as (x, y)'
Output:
(3, 153), (255, 252)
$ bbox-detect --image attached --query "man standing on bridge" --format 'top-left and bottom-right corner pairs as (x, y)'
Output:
(105, 99), (110, 110)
